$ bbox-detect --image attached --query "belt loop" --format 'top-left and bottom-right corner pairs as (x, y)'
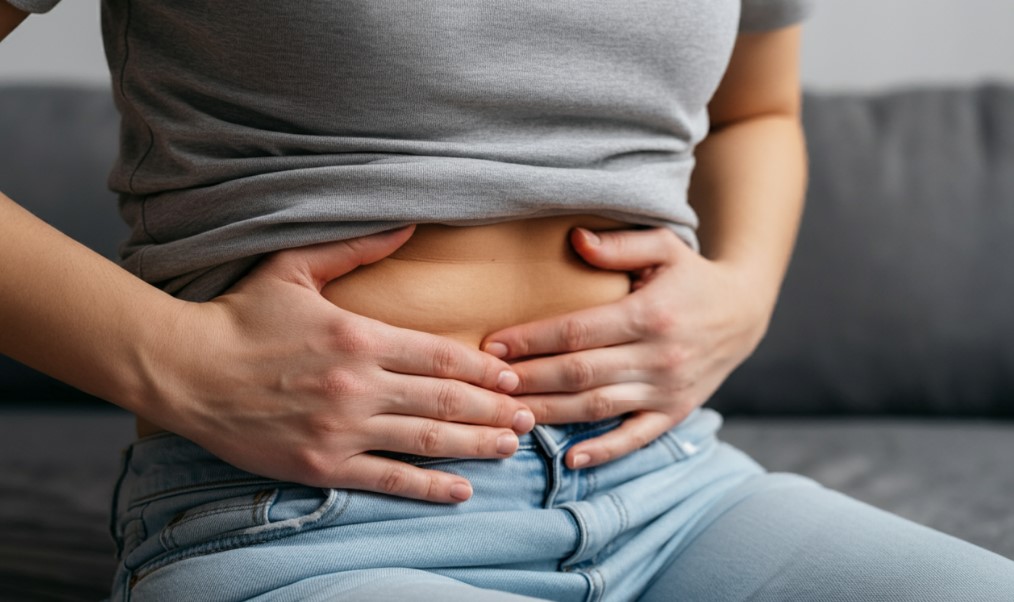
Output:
(531, 424), (563, 457)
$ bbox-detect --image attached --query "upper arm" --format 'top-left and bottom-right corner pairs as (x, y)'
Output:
(1, 1), (30, 43)
(708, 25), (804, 129)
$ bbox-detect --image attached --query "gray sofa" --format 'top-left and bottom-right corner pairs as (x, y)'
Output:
(1, 83), (1012, 600)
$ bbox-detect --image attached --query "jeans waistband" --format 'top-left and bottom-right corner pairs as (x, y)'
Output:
(112, 433), (276, 518)
(533, 408), (719, 457)
(111, 409), (721, 522)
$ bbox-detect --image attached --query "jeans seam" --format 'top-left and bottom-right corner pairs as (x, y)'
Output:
(134, 529), (303, 587)
(121, 518), (146, 563)
(129, 478), (276, 508)
(161, 499), (266, 550)
(131, 489), (343, 589)
(587, 567), (606, 602)
(172, 499), (264, 525)
(558, 503), (590, 569)
(606, 492), (629, 533)
(109, 444), (135, 559)
(658, 430), (685, 462)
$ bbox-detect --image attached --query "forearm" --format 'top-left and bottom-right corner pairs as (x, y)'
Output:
(0, 192), (187, 412)
(688, 112), (807, 314)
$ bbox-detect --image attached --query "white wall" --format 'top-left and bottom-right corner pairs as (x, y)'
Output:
(801, 0), (1014, 91)
(0, 1), (107, 87)
(2, 1), (1013, 91)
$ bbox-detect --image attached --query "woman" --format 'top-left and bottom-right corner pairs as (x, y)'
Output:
(3, 1), (1014, 600)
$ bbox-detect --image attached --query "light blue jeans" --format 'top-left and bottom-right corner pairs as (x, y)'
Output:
(109, 408), (1014, 601)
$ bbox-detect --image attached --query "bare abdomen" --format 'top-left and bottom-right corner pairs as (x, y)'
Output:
(321, 216), (632, 348)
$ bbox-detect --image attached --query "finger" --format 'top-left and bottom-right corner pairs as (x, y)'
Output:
(565, 411), (676, 469)
(366, 415), (521, 460)
(518, 383), (655, 424)
(481, 300), (640, 360)
(267, 225), (417, 289)
(339, 454), (475, 503)
(381, 372), (535, 433)
(377, 325), (520, 393)
(570, 226), (689, 272)
(510, 345), (649, 394)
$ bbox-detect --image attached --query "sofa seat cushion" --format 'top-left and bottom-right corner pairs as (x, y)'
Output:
(723, 418), (1014, 559)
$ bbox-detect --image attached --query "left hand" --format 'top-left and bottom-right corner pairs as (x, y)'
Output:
(481, 226), (775, 470)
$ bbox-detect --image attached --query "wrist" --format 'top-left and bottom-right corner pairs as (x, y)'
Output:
(712, 256), (781, 334)
(113, 295), (207, 427)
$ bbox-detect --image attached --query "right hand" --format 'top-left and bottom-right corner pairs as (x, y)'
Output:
(146, 225), (533, 503)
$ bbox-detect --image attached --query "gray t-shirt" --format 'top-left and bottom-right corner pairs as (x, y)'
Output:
(13, 0), (813, 301)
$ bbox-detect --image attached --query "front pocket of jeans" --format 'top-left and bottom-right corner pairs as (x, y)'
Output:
(160, 486), (339, 551)
(128, 485), (341, 586)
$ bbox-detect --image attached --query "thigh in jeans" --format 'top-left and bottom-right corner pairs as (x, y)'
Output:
(639, 473), (1014, 601)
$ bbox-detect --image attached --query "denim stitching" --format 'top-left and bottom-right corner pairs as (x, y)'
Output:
(129, 478), (275, 508)
(131, 490), (342, 588)
(254, 488), (275, 525)
(606, 492), (629, 533)
(575, 567), (605, 602)
(558, 503), (590, 568)
(658, 430), (685, 462)
(121, 518), (146, 562)
(134, 528), (312, 586)
(328, 488), (353, 521)
(591, 567), (606, 602)
(110, 444), (135, 558)
(172, 499), (265, 526)
(161, 499), (265, 550)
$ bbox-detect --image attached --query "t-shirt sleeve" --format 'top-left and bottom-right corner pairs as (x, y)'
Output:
(5, 0), (62, 14)
(739, 0), (815, 32)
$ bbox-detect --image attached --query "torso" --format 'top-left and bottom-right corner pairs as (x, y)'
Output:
(112, 2), (735, 297)
(135, 215), (633, 438)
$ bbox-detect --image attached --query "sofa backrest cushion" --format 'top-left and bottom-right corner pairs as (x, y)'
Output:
(713, 84), (1014, 417)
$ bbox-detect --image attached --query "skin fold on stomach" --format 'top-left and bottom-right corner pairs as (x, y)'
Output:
(321, 215), (633, 347)
(135, 214), (634, 438)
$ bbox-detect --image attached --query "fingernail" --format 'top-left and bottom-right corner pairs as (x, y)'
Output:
(572, 453), (591, 468)
(450, 482), (472, 501)
(578, 228), (600, 245)
(513, 409), (535, 433)
(485, 342), (509, 358)
(497, 433), (519, 455)
(497, 370), (519, 392)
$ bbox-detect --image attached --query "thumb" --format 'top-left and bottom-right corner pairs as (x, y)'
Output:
(272, 224), (416, 290)
(570, 226), (685, 271)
